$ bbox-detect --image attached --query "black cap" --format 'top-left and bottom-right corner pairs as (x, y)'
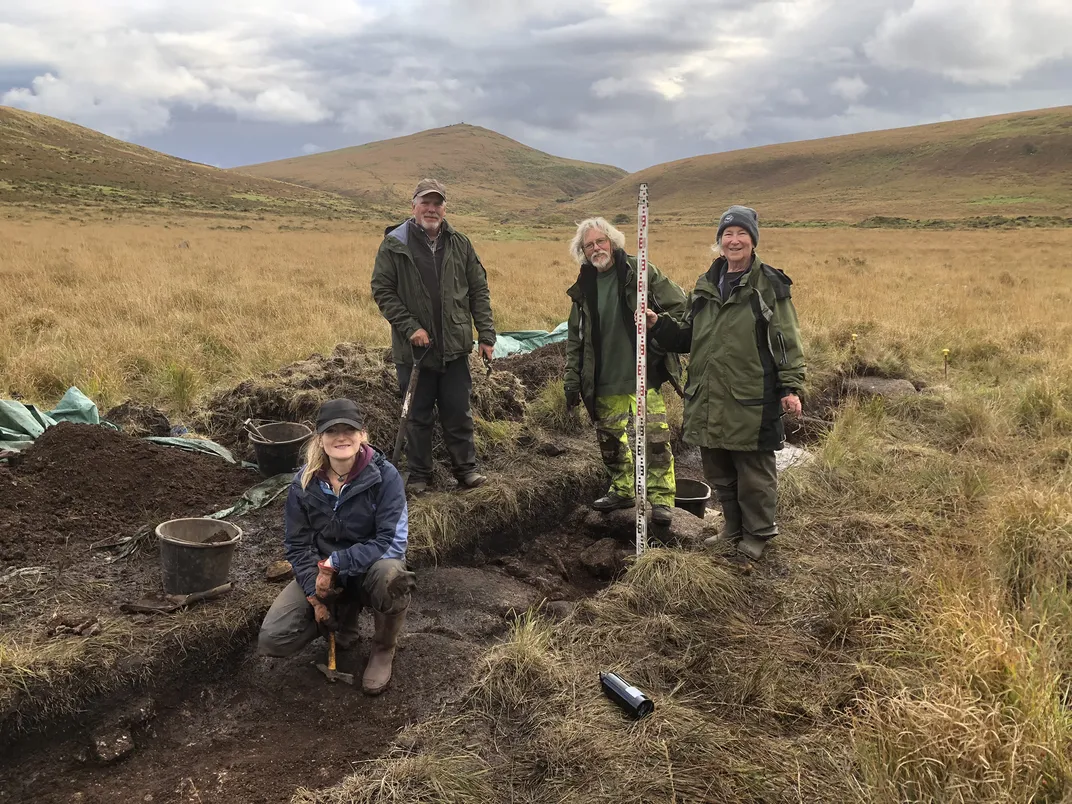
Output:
(316, 398), (366, 434)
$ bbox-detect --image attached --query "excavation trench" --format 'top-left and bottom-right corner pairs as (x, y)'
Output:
(0, 423), (691, 804)
(1, 499), (634, 804)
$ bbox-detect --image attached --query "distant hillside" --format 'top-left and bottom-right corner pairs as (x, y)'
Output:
(579, 107), (1072, 224)
(0, 106), (363, 216)
(235, 124), (627, 216)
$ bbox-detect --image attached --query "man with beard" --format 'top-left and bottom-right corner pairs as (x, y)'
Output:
(564, 217), (688, 525)
(371, 178), (496, 495)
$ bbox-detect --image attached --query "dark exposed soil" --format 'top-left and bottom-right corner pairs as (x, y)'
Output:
(0, 423), (255, 566)
(498, 341), (567, 399)
(0, 507), (622, 804)
(103, 401), (172, 437)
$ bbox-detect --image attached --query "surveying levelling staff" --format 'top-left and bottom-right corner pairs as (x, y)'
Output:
(563, 217), (689, 526)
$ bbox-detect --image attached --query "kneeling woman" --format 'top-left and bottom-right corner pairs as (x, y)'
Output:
(258, 398), (416, 695)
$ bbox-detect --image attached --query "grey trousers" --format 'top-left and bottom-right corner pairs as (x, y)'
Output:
(258, 558), (410, 658)
(701, 448), (779, 541)
(396, 356), (477, 482)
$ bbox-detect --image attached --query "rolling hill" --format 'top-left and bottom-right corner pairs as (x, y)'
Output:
(235, 124), (627, 216)
(578, 106), (1072, 224)
(0, 106), (365, 216)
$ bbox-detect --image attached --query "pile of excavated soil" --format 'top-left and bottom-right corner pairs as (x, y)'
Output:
(0, 422), (254, 566)
(197, 344), (532, 456)
(498, 341), (567, 399)
(102, 401), (171, 437)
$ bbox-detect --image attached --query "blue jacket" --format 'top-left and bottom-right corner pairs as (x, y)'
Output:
(284, 447), (408, 598)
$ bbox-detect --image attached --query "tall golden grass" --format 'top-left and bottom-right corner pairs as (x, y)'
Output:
(3, 214), (1072, 801)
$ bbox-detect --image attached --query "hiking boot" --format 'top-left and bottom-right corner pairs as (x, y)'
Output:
(651, 505), (673, 526)
(363, 610), (406, 695)
(457, 471), (487, 489)
(406, 479), (429, 497)
(592, 493), (635, 512)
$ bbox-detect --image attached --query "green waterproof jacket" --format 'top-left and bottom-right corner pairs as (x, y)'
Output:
(651, 254), (805, 452)
(370, 219), (496, 369)
(564, 249), (689, 420)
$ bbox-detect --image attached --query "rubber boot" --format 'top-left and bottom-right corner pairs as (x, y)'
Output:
(738, 533), (770, 561)
(703, 504), (742, 548)
(362, 610), (406, 695)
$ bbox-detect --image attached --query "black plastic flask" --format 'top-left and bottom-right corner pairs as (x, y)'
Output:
(600, 671), (655, 719)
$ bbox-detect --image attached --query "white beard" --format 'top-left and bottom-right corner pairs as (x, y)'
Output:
(591, 252), (612, 269)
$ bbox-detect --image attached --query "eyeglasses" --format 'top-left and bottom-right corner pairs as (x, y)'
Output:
(582, 237), (610, 253)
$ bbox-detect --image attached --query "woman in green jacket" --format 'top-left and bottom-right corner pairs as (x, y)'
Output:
(646, 206), (805, 566)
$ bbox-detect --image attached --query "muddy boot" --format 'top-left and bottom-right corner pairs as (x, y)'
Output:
(363, 610), (406, 695)
(592, 493), (635, 512)
(703, 506), (742, 548)
(738, 533), (770, 561)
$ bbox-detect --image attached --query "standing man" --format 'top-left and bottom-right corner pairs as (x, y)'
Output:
(563, 217), (688, 526)
(371, 179), (496, 495)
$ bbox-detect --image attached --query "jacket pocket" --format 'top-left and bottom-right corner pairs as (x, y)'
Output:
(777, 332), (788, 366)
(732, 385), (778, 406)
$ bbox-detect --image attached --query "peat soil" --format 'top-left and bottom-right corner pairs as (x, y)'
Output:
(0, 502), (643, 804)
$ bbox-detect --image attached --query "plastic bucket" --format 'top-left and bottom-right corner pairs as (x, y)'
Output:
(157, 518), (242, 596)
(674, 478), (712, 517)
(249, 422), (312, 477)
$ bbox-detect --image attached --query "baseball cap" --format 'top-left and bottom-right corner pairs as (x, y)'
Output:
(412, 178), (447, 201)
(315, 398), (366, 434)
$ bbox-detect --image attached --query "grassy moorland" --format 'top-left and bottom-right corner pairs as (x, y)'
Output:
(583, 105), (1072, 224)
(236, 123), (627, 216)
(0, 106), (365, 216)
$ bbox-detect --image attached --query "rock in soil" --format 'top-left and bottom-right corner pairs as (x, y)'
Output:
(580, 537), (630, 580)
(265, 560), (294, 582)
(89, 726), (135, 764)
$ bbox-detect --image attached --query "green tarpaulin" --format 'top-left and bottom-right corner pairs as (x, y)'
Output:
(492, 321), (568, 359)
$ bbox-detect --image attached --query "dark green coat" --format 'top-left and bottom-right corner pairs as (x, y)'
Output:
(370, 220), (495, 369)
(564, 249), (689, 420)
(652, 254), (805, 452)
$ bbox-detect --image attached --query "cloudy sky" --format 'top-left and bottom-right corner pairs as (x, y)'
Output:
(2, 0), (1070, 171)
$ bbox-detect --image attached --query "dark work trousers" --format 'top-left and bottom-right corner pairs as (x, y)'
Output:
(396, 356), (477, 482)
(700, 447), (779, 542)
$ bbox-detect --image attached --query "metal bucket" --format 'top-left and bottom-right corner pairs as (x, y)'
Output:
(674, 478), (711, 517)
(249, 421), (312, 477)
(157, 518), (242, 596)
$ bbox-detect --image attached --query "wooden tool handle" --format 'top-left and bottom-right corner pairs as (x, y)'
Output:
(327, 632), (337, 671)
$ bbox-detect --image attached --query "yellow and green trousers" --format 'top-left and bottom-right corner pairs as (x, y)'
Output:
(594, 390), (675, 507)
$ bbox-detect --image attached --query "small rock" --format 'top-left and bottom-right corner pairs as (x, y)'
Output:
(580, 538), (630, 580)
(543, 600), (577, 620)
(90, 726), (135, 763)
(536, 441), (566, 457)
(843, 377), (917, 399)
(265, 560), (294, 582)
(177, 240), (190, 249)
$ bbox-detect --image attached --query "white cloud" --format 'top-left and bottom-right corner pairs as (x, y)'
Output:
(831, 75), (868, 102)
(301, 142), (323, 155)
(1, 0), (1071, 170)
(866, 0), (1072, 85)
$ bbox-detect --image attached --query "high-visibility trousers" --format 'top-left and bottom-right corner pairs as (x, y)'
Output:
(594, 389), (675, 507)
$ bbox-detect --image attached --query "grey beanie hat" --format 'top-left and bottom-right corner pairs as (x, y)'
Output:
(717, 205), (759, 246)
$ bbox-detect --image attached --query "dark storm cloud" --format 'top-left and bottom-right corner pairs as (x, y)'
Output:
(1, 0), (1070, 171)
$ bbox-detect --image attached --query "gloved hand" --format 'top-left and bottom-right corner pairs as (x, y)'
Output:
(307, 596), (338, 633)
(565, 389), (581, 413)
(315, 558), (338, 601)
(387, 569), (418, 602)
